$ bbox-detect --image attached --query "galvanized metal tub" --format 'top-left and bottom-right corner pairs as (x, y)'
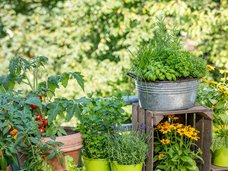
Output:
(136, 79), (200, 111)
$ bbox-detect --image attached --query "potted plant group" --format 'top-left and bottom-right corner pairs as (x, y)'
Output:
(154, 116), (203, 170)
(106, 131), (149, 171)
(211, 115), (228, 167)
(128, 17), (207, 110)
(0, 56), (85, 170)
(78, 96), (126, 171)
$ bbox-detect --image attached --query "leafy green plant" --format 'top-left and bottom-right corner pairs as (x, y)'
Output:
(130, 17), (207, 81)
(0, 56), (84, 170)
(154, 116), (203, 171)
(106, 131), (149, 165)
(65, 155), (77, 171)
(197, 67), (228, 124)
(78, 96), (127, 159)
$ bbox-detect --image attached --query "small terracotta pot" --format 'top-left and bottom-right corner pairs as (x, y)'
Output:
(5, 166), (10, 171)
(18, 128), (83, 171)
(42, 132), (83, 171)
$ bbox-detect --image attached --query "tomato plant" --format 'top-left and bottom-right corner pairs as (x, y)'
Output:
(0, 56), (85, 170)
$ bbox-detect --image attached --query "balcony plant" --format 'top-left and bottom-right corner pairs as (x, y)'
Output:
(154, 116), (203, 171)
(106, 131), (149, 171)
(0, 56), (84, 170)
(211, 116), (228, 167)
(128, 17), (207, 110)
(78, 96), (127, 171)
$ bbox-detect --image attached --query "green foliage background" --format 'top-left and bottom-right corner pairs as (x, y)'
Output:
(0, 0), (227, 97)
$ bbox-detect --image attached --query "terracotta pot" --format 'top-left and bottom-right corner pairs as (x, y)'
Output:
(0, 165), (10, 171)
(43, 132), (83, 171)
(18, 128), (83, 171)
(5, 166), (10, 171)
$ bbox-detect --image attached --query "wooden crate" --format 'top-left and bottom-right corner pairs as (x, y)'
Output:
(132, 103), (213, 171)
(211, 165), (228, 171)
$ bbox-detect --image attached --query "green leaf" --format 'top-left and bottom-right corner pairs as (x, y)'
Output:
(48, 151), (56, 160)
(0, 156), (7, 170)
(47, 103), (62, 123)
(181, 156), (195, 165)
(60, 73), (70, 88)
(25, 97), (42, 108)
(71, 72), (84, 90)
(66, 103), (75, 121)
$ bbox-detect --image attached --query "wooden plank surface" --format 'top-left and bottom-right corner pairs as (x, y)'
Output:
(146, 111), (153, 171)
(203, 117), (212, 171)
(151, 105), (212, 116)
(211, 165), (228, 171)
(132, 103), (139, 129)
(139, 108), (146, 133)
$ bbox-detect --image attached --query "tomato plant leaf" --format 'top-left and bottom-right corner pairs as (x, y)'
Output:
(47, 102), (62, 123)
(48, 151), (56, 160)
(71, 72), (84, 91)
(25, 97), (42, 108)
(60, 72), (70, 88)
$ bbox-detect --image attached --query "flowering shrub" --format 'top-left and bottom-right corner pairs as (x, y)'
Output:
(197, 65), (228, 124)
(154, 116), (203, 171)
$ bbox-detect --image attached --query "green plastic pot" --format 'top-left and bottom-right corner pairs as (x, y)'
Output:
(213, 146), (228, 167)
(111, 161), (143, 171)
(83, 157), (110, 171)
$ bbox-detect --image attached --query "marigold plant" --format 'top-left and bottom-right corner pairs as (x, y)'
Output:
(154, 116), (203, 171)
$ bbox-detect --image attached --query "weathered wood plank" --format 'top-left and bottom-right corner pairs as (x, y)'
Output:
(139, 107), (146, 133)
(132, 103), (139, 129)
(211, 165), (228, 171)
(152, 105), (212, 116)
(146, 111), (153, 171)
(202, 117), (212, 171)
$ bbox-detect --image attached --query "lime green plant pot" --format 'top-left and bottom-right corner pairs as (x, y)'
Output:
(84, 157), (110, 171)
(213, 146), (228, 167)
(111, 162), (143, 171)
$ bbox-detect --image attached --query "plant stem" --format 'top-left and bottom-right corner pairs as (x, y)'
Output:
(25, 74), (33, 90)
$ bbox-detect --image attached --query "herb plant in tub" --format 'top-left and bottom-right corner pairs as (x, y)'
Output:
(128, 17), (208, 110)
(106, 131), (149, 171)
(0, 56), (84, 171)
(78, 96), (127, 171)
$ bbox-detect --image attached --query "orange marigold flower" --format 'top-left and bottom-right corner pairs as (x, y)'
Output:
(223, 91), (228, 95)
(177, 128), (186, 136)
(10, 129), (19, 135)
(160, 127), (171, 134)
(207, 65), (215, 71)
(191, 135), (200, 141)
(219, 85), (225, 91)
(209, 81), (218, 85)
(160, 139), (170, 144)
(13, 135), (17, 140)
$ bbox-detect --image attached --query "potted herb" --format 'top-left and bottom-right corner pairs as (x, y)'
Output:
(106, 131), (149, 171)
(78, 96), (126, 171)
(211, 115), (228, 167)
(128, 17), (207, 110)
(0, 56), (84, 170)
(154, 116), (203, 170)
